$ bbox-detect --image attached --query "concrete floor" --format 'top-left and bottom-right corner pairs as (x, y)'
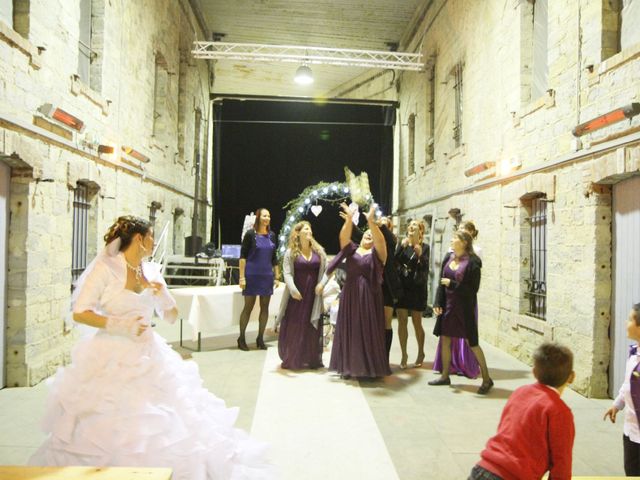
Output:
(0, 316), (627, 478)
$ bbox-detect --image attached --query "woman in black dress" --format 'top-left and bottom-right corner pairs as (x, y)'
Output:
(395, 220), (430, 368)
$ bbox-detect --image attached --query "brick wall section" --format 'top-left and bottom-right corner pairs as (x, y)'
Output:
(333, 0), (640, 397)
(0, 0), (213, 386)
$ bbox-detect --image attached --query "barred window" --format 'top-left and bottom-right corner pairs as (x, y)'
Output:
(78, 0), (104, 91)
(531, 0), (548, 100)
(452, 62), (463, 148)
(153, 52), (169, 138)
(71, 182), (90, 284)
(525, 195), (548, 320)
(149, 201), (161, 228)
(408, 113), (416, 175)
(426, 60), (436, 163)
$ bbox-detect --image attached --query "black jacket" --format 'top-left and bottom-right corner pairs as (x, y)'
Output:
(433, 251), (482, 344)
(394, 241), (430, 287)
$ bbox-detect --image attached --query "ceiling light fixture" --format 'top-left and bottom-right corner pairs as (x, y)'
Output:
(294, 64), (314, 85)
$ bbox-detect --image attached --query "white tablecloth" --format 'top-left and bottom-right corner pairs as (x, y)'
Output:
(170, 284), (284, 341)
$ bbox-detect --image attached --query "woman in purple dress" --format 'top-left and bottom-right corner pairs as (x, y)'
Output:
(277, 221), (327, 369)
(429, 230), (493, 394)
(327, 203), (391, 379)
(238, 208), (280, 351)
(433, 221), (481, 378)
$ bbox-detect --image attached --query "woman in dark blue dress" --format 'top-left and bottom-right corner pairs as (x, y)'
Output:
(238, 208), (279, 351)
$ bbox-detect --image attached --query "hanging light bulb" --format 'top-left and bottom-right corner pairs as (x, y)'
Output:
(294, 64), (314, 85)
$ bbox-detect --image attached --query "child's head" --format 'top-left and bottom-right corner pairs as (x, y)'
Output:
(626, 303), (640, 341)
(533, 343), (574, 388)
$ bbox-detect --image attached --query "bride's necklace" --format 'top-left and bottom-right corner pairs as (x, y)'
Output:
(124, 258), (143, 284)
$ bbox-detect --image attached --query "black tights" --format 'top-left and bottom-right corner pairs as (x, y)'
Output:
(239, 295), (271, 341)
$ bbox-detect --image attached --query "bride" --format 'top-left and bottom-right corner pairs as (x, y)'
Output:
(30, 216), (273, 479)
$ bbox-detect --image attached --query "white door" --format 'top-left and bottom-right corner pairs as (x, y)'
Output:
(0, 162), (9, 389)
(610, 176), (640, 397)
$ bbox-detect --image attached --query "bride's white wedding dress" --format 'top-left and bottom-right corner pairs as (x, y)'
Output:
(30, 251), (273, 480)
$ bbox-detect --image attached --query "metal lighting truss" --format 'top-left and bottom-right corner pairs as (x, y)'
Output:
(192, 41), (423, 71)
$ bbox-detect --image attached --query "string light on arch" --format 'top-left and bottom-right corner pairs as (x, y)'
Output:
(277, 181), (377, 258)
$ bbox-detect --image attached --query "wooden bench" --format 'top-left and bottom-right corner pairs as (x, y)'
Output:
(0, 466), (172, 479)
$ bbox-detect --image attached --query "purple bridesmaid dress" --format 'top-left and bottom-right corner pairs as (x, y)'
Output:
(328, 243), (391, 378)
(433, 256), (480, 378)
(278, 252), (324, 369)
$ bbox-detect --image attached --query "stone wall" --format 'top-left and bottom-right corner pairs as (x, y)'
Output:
(335, 0), (640, 397)
(0, 0), (213, 386)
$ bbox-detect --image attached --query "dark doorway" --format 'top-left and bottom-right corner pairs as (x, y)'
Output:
(212, 97), (395, 254)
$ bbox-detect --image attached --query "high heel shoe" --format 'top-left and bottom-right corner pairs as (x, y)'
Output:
(414, 353), (425, 368)
(256, 337), (267, 350)
(477, 378), (494, 395)
(237, 337), (249, 351)
(400, 353), (408, 370)
(428, 376), (451, 386)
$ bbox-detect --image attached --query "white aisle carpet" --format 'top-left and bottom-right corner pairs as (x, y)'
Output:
(250, 347), (399, 480)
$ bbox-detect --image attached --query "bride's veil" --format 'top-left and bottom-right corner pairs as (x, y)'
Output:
(66, 238), (121, 335)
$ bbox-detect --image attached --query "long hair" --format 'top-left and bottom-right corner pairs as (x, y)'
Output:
(406, 219), (426, 244)
(253, 208), (270, 232)
(289, 221), (325, 259)
(452, 230), (474, 256)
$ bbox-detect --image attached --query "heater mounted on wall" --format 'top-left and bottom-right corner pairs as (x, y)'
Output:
(37, 103), (85, 133)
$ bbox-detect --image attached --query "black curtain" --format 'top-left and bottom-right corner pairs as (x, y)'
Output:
(210, 99), (394, 254)
(211, 103), (223, 247)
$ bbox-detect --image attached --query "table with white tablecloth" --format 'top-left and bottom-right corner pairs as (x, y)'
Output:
(170, 284), (284, 350)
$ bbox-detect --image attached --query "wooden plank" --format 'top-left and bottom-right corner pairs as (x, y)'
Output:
(0, 466), (172, 480)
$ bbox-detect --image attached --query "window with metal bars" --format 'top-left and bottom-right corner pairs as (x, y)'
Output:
(452, 62), (463, 148)
(71, 182), (90, 284)
(77, 0), (104, 91)
(525, 196), (547, 320)
(153, 52), (169, 138)
(408, 113), (416, 175)
(426, 60), (436, 163)
(149, 201), (161, 228)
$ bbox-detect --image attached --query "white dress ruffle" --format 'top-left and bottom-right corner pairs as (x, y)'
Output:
(30, 264), (273, 480)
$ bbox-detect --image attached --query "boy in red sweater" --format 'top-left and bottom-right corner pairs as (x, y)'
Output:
(468, 343), (576, 480)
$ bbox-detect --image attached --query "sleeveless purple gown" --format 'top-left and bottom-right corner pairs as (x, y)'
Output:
(278, 252), (323, 369)
(328, 243), (391, 378)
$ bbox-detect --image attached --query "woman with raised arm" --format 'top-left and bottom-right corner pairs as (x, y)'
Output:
(327, 203), (391, 379)
(277, 221), (327, 369)
(238, 208), (280, 351)
(30, 215), (273, 479)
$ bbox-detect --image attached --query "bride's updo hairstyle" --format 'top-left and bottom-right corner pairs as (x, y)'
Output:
(103, 216), (152, 251)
